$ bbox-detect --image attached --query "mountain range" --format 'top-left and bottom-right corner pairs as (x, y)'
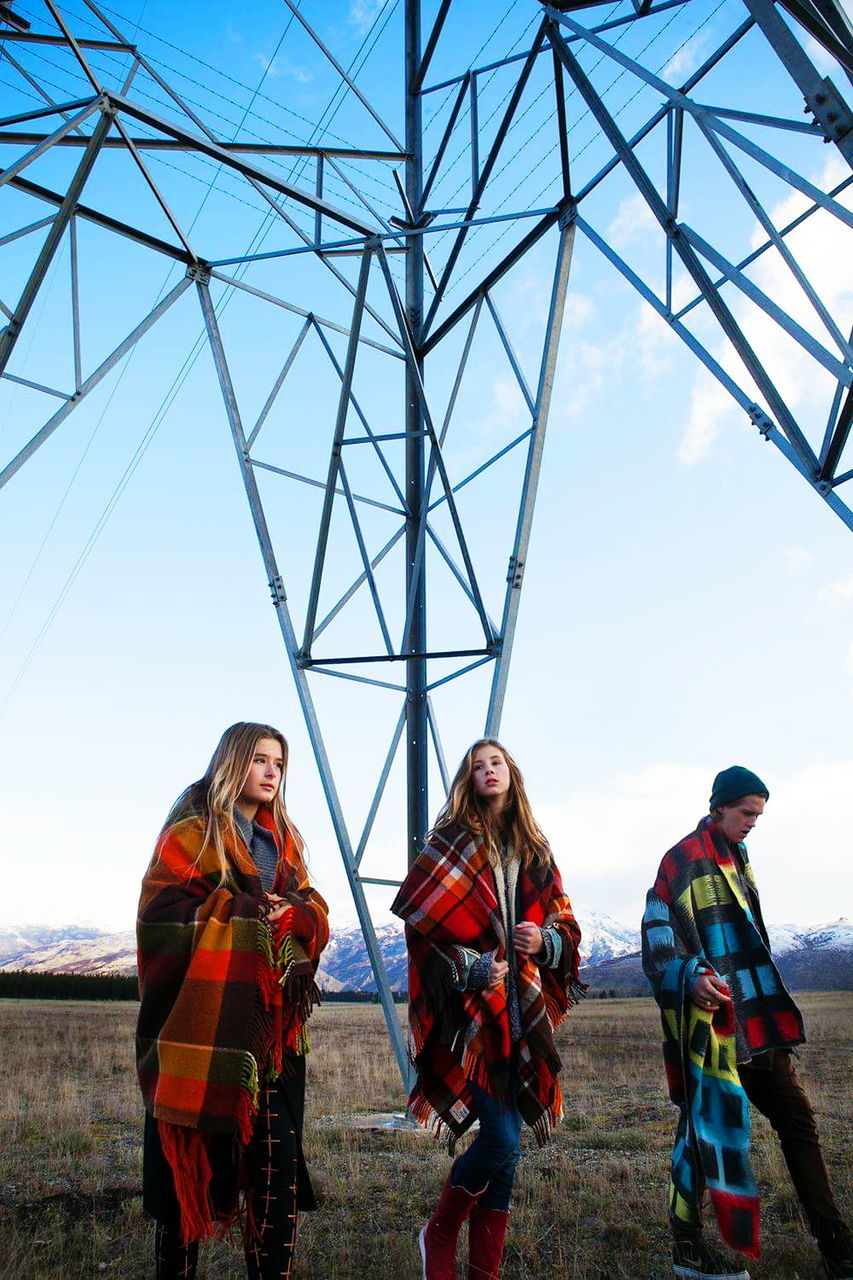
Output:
(1, 914), (850, 993)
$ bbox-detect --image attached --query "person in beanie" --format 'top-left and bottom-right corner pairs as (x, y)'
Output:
(136, 722), (329, 1279)
(642, 766), (852, 1280)
(392, 738), (585, 1280)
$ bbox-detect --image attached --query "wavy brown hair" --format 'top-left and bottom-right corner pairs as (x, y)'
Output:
(432, 737), (550, 870)
(165, 722), (305, 884)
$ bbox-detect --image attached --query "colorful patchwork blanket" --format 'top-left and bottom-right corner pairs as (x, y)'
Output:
(136, 801), (328, 1239)
(391, 822), (584, 1146)
(641, 815), (805, 1256)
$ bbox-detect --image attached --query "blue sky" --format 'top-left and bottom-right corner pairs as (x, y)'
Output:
(1, 0), (851, 937)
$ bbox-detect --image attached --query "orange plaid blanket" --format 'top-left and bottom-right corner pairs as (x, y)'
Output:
(136, 801), (328, 1238)
(392, 822), (584, 1146)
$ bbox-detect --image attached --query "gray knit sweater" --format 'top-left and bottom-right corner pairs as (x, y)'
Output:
(233, 808), (279, 894)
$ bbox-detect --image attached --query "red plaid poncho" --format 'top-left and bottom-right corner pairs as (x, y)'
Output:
(136, 800), (328, 1240)
(392, 822), (584, 1146)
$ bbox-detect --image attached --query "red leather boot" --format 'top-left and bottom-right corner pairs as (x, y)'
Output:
(420, 1171), (482, 1280)
(468, 1206), (510, 1280)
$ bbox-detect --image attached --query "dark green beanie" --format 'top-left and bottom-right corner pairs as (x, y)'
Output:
(710, 766), (769, 810)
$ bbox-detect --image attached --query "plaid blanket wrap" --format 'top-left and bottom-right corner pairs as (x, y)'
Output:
(136, 801), (329, 1239)
(641, 816), (804, 1257)
(391, 822), (584, 1147)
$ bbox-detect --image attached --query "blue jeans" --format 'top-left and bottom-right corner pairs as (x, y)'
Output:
(452, 1080), (523, 1211)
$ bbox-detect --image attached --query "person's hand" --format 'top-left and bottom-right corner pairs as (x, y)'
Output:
(263, 893), (289, 925)
(488, 957), (509, 988)
(513, 922), (543, 957)
(691, 974), (731, 1012)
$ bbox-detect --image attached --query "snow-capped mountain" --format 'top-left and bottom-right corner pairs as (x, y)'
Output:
(0, 927), (137, 976)
(0, 923), (108, 960)
(0, 910), (638, 988)
(1, 916), (850, 993)
(318, 922), (408, 992)
(586, 918), (853, 996)
(572, 910), (639, 965)
(767, 919), (853, 955)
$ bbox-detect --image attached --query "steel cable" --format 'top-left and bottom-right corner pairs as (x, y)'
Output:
(0, 0), (405, 713)
(441, 0), (729, 300)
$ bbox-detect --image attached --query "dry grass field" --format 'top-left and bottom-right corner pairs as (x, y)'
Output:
(0, 993), (850, 1279)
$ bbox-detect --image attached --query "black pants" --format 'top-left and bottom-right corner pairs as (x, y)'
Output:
(674, 1050), (847, 1255)
(148, 1062), (314, 1279)
(739, 1050), (846, 1253)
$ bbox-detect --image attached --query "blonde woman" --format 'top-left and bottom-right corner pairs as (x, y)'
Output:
(136, 722), (329, 1279)
(392, 739), (584, 1280)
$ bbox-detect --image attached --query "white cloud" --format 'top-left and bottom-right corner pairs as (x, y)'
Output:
(605, 193), (657, 250)
(675, 155), (852, 464)
(803, 33), (840, 76)
(564, 292), (594, 329)
(781, 546), (814, 573)
(818, 573), (853, 613)
(758, 760), (853, 920)
(552, 338), (619, 424)
(349, 0), (384, 35)
(536, 760), (853, 925)
(664, 32), (709, 81)
(252, 52), (312, 83)
(747, 156), (852, 341)
(3, 760), (850, 933)
(491, 375), (527, 426)
(677, 368), (737, 464)
(0, 803), (149, 931)
(636, 300), (678, 379)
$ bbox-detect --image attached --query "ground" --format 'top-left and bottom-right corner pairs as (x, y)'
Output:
(0, 994), (850, 1278)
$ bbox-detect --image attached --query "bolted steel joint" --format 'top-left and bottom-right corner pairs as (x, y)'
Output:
(506, 554), (525, 587)
(748, 404), (774, 439)
(805, 77), (852, 143)
(558, 199), (577, 228)
(186, 262), (211, 284)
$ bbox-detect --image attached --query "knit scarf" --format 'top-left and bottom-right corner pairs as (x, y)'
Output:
(391, 822), (584, 1147)
(136, 800), (329, 1241)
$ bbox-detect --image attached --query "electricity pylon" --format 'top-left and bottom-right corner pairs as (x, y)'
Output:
(1, 0), (850, 1081)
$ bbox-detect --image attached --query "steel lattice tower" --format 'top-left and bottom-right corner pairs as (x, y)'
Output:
(1, 0), (851, 1080)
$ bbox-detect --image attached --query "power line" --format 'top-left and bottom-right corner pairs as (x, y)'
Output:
(0, 0), (406, 713)
(440, 0), (728, 300)
(1, 45), (398, 228)
(422, 0), (529, 138)
(12, 0), (405, 206)
(16, 0), (374, 151)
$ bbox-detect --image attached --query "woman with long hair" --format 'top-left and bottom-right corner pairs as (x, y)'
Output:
(136, 722), (329, 1279)
(392, 738), (584, 1280)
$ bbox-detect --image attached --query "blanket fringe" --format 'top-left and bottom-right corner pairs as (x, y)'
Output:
(531, 1111), (554, 1148)
(235, 1053), (260, 1147)
(158, 1121), (216, 1245)
(567, 975), (588, 1007)
(407, 1089), (463, 1152)
(461, 1045), (493, 1095)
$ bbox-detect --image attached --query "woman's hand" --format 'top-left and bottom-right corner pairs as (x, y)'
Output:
(488, 957), (509, 988)
(513, 921), (543, 957)
(691, 973), (731, 1012)
(263, 893), (289, 925)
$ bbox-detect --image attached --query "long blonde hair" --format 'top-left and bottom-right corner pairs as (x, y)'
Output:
(166, 722), (305, 883)
(432, 737), (550, 870)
